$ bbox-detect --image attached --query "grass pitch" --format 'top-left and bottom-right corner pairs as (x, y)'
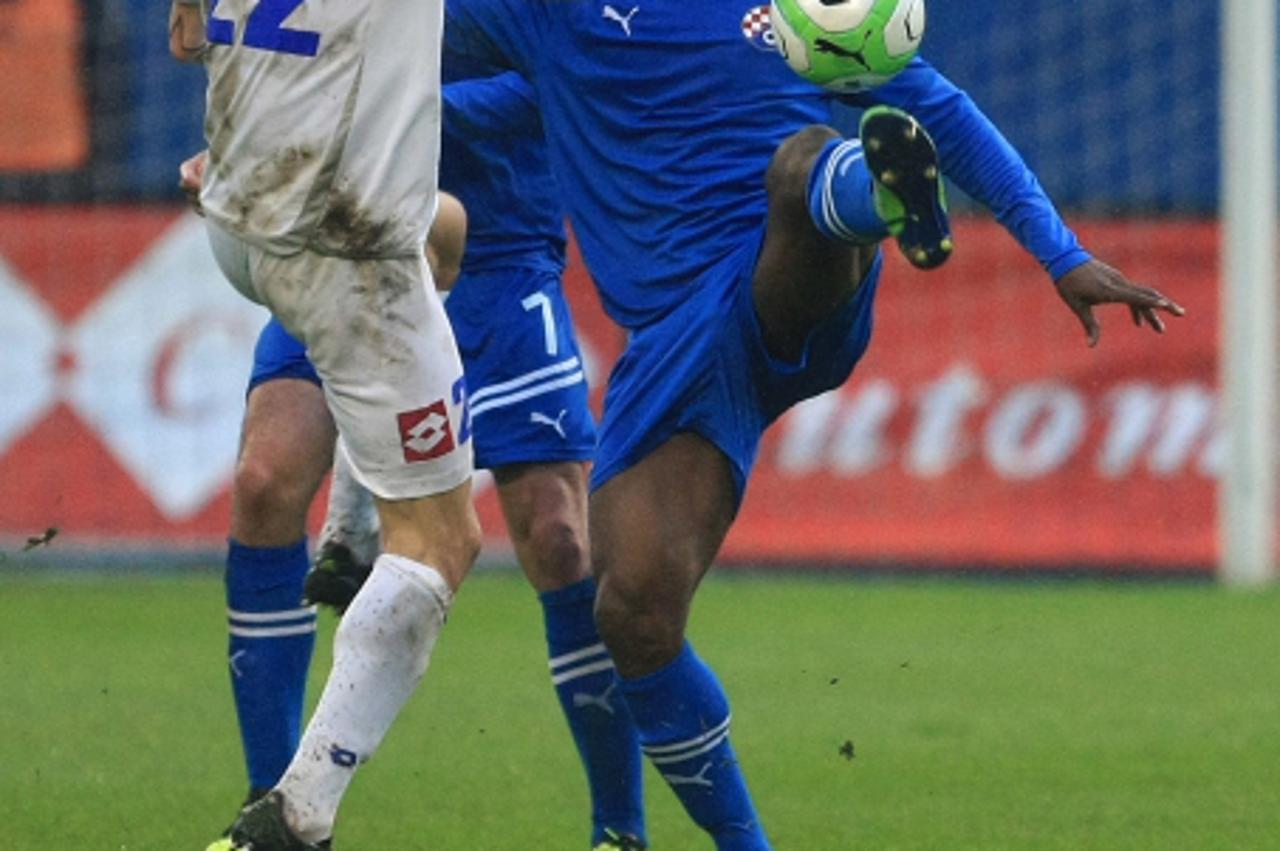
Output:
(2, 568), (1278, 850)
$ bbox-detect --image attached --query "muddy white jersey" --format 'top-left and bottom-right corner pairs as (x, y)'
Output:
(200, 0), (442, 258)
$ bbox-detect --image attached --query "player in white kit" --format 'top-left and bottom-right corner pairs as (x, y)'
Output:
(171, 2), (481, 848)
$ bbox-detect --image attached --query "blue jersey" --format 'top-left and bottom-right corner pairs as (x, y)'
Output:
(445, 0), (1090, 329)
(441, 68), (566, 275)
(445, 0), (829, 328)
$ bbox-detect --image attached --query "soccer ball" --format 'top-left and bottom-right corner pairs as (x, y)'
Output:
(770, 0), (926, 93)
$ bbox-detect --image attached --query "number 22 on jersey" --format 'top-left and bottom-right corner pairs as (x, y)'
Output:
(207, 0), (321, 57)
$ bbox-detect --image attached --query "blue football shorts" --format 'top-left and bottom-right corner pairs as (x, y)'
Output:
(589, 232), (883, 505)
(445, 266), (596, 470)
(247, 316), (320, 393)
(249, 266), (596, 471)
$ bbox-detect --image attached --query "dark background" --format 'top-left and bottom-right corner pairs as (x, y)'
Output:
(0, 0), (1225, 211)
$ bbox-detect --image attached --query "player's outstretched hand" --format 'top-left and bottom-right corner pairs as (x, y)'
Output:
(178, 150), (208, 215)
(1054, 259), (1185, 347)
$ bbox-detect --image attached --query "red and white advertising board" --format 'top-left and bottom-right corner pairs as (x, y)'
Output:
(0, 207), (1235, 571)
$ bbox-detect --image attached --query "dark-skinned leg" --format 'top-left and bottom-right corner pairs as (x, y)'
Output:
(592, 435), (736, 677)
(584, 127), (887, 851)
(752, 125), (879, 363)
(226, 377), (335, 795)
(497, 461), (646, 847)
(593, 433), (768, 851)
(588, 130), (879, 635)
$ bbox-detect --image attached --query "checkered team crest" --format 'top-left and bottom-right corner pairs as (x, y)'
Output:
(741, 5), (777, 51)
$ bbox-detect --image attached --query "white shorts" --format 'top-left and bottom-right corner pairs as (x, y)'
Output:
(207, 220), (472, 500)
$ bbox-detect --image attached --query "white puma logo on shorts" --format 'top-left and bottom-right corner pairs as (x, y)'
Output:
(530, 409), (569, 440)
(602, 4), (639, 36)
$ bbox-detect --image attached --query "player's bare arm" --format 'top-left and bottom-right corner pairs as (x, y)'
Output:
(866, 63), (1186, 349)
(427, 193), (468, 291)
(1054, 258), (1186, 347)
(168, 0), (207, 64)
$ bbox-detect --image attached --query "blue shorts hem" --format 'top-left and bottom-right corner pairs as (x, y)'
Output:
(246, 363), (322, 397)
(478, 445), (594, 472)
(588, 422), (749, 505)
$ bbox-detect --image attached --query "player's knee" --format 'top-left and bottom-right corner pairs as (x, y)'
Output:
(767, 124), (841, 205)
(232, 453), (312, 524)
(521, 512), (591, 591)
(593, 562), (689, 672)
(595, 594), (686, 674)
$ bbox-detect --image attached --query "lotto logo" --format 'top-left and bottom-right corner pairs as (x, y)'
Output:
(741, 5), (776, 51)
(397, 400), (455, 462)
(329, 745), (358, 768)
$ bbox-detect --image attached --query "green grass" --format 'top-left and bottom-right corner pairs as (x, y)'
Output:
(2, 569), (1278, 850)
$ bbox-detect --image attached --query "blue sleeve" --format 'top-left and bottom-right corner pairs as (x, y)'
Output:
(444, 0), (535, 78)
(443, 72), (541, 141)
(854, 59), (1092, 280)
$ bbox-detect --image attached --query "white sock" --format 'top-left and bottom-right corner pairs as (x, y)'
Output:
(318, 441), (381, 566)
(276, 554), (453, 842)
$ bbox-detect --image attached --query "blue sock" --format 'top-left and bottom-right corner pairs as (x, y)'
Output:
(807, 136), (889, 245)
(619, 643), (770, 851)
(543, 578), (646, 846)
(225, 538), (316, 792)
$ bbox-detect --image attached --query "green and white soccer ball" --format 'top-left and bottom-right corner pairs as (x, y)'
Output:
(770, 0), (926, 92)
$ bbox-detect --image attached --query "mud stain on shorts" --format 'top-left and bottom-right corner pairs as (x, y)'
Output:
(349, 260), (416, 370)
(315, 190), (400, 259)
(206, 60), (240, 139)
(229, 145), (319, 231)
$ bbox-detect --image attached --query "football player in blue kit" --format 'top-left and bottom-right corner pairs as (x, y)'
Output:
(443, 2), (1185, 849)
(197, 70), (647, 851)
(436, 76), (651, 851)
